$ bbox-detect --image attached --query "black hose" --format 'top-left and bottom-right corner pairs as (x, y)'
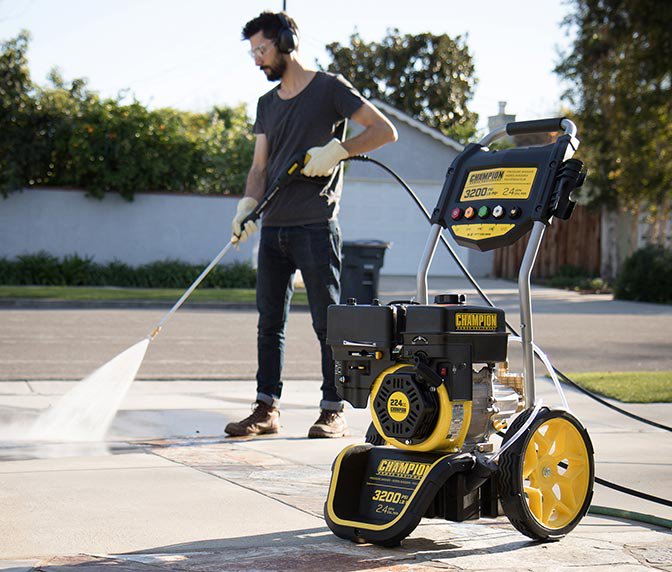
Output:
(595, 475), (672, 507)
(554, 368), (671, 432)
(346, 155), (672, 434)
(557, 457), (672, 507)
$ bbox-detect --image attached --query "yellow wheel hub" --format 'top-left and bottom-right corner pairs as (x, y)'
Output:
(522, 417), (590, 529)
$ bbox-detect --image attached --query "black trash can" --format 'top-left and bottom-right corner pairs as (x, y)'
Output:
(339, 240), (391, 304)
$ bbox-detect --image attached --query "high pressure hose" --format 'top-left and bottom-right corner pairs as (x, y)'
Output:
(344, 154), (672, 516)
(490, 398), (544, 463)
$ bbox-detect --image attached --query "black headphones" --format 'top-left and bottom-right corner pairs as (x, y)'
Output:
(275, 13), (298, 54)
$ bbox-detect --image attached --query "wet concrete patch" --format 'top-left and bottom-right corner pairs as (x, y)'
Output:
(0, 440), (148, 462)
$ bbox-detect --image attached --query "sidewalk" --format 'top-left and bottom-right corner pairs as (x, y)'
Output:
(0, 375), (670, 570)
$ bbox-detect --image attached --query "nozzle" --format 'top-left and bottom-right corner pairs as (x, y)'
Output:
(149, 326), (162, 341)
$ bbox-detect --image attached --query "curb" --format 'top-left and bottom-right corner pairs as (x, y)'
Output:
(0, 299), (266, 310)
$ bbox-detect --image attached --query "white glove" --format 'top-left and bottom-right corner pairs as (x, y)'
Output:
(302, 139), (349, 177)
(231, 196), (259, 243)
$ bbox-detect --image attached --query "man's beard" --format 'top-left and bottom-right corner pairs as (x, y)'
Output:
(261, 54), (287, 82)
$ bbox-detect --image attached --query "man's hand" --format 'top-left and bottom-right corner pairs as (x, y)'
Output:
(231, 197), (259, 243)
(302, 139), (349, 177)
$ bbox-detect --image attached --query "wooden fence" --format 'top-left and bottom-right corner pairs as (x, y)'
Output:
(493, 205), (601, 279)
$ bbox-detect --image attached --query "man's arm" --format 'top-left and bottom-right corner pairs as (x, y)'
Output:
(231, 134), (269, 243)
(244, 134), (269, 202)
(301, 101), (397, 177)
(341, 101), (398, 156)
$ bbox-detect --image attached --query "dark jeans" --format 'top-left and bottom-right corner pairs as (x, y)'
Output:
(255, 220), (342, 410)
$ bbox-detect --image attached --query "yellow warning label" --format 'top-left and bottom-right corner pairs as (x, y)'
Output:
(455, 313), (498, 331)
(452, 223), (514, 240)
(460, 167), (537, 201)
(387, 391), (410, 422)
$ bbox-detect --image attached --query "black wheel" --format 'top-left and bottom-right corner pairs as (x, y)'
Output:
(498, 407), (594, 541)
(365, 422), (386, 445)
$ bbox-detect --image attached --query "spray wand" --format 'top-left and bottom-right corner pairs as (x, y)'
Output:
(148, 150), (310, 341)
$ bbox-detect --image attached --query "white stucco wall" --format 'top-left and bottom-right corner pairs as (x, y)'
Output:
(0, 188), (255, 266)
(1, 183), (492, 277)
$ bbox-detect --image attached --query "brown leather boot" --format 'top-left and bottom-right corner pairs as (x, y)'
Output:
(225, 401), (280, 437)
(307, 409), (348, 438)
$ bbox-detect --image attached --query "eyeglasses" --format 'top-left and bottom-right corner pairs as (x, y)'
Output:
(248, 41), (274, 59)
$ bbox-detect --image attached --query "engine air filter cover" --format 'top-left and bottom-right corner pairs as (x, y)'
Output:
(372, 369), (438, 442)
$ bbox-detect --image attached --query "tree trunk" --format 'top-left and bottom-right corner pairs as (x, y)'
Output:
(600, 206), (620, 281)
(650, 196), (671, 247)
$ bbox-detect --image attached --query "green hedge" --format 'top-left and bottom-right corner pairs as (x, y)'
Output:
(0, 252), (256, 289)
(1, 32), (254, 200)
(547, 264), (608, 292)
(614, 245), (672, 304)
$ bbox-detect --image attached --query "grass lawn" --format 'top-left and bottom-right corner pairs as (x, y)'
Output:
(0, 285), (309, 305)
(568, 371), (672, 403)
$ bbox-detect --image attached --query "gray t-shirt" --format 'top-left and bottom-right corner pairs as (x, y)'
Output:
(253, 71), (366, 226)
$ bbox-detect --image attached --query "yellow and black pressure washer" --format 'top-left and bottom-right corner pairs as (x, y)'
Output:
(324, 118), (593, 546)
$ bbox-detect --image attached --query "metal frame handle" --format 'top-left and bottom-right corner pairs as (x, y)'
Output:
(416, 118), (580, 407)
(416, 224), (442, 304)
(518, 221), (546, 408)
(479, 118), (577, 147)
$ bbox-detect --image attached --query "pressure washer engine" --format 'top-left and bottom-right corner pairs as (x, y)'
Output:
(324, 118), (594, 546)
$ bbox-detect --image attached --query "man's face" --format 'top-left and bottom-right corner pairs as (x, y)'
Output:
(249, 31), (286, 82)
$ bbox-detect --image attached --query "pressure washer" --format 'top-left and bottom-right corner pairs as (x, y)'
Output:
(324, 118), (596, 546)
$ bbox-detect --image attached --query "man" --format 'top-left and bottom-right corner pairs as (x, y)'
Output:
(225, 11), (397, 438)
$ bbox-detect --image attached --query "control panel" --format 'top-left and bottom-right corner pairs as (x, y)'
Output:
(430, 135), (584, 252)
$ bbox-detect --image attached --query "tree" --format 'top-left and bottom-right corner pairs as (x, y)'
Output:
(556, 0), (672, 256)
(0, 32), (255, 199)
(195, 104), (255, 197)
(323, 29), (478, 143)
(0, 30), (34, 195)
